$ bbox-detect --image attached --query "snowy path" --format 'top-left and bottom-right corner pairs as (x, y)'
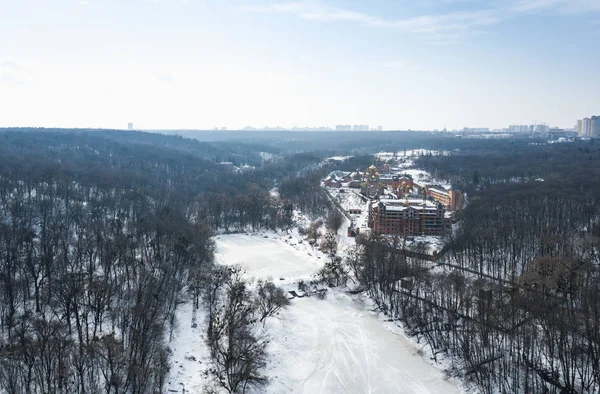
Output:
(213, 233), (461, 394)
(165, 301), (211, 393)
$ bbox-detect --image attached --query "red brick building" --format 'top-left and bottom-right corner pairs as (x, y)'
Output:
(426, 187), (463, 211)
(369, 199), (446, 236)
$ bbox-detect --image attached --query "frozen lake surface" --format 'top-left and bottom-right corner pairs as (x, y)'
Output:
(266, 290), (461, 394)
(215, 233), (324, 282)
(214, 233), (461, 394)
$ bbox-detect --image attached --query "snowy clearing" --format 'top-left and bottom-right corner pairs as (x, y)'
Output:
(328, 188), (365, 211)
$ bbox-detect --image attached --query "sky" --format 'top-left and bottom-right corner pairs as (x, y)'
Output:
(0, 0), (599, 131)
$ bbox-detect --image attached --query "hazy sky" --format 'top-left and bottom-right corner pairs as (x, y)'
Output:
(1, 0), (599, 130)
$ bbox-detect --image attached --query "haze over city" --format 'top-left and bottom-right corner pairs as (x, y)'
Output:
(1, 0), (599, 130)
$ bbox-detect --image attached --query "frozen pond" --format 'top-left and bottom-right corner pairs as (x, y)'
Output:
(266, 290), (461, 394)
(214, 234), (461, 394)
(215, 233), (325, 282)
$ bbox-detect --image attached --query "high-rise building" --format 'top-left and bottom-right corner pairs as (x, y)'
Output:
(583, 118), (591, 136)
(508, 125), (529, 133)
(591, 116), (600, 138)
(128, 122), (134, 130)
(335, 125), (352, 131)
(577, 119), (584, 136)
(352, 124), (369, 131)
(577, 117), (592, 136)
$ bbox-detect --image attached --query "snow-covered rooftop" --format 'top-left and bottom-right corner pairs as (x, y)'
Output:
(428, 187), (450, 195)
(377, 199), (441, 212)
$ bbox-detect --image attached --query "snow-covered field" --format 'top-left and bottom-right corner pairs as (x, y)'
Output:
(172, 233), (460, 393)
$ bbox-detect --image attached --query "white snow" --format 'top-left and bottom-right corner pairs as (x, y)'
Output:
(166, 299), (212, 393)
(327, 156), (352, 162)
(329, 188), (365, 211)
(214, 233), (326, 282)
(376, 152), (395, 161)
(260, 151), (281, 162)
(401, 169), (452, 190)
(388, 235), (446, 255)
(396, 149), (450, 157)
(265, 289), (461, 394)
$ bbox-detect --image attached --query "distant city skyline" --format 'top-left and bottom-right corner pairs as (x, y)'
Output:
(151, 121), (571, 133)
(1, 0), (599, 130)
(577, 115), (600, 137)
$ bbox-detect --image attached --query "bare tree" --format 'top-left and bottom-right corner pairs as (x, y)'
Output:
(208, 274), (268, 393)
(321, 231), (338, 255)
(326, 209), (345, 235)
(255, 280), (290, 324)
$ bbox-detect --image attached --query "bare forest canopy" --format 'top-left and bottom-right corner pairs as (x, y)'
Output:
(0, 127), (598, 393)
(0, 128), (329, 393)
(416, 138), (600, 193)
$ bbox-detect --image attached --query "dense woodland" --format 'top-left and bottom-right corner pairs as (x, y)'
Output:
(1, 127), (597, 393)
(0, 129), (327, 393)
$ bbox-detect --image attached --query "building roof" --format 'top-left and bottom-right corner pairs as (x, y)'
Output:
(428, 187), (450, 196)
(379, 173), (413, 181)
(376, 199), (442, 211)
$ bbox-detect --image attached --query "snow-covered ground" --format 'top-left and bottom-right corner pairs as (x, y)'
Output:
(396, 149), (451, 157)
(260, 151), (281, 162)
(166, 300), (211, 393)
(401, 169), (452, 190)
(328, 188), (365, 211)
(384, 235), (446, 255)
(266, 289), (461, 394)
(326, 156), (352, 162)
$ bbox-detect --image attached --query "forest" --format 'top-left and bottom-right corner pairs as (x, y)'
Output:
(0, 128), (329, 393)
(0, 127), (598, 393)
